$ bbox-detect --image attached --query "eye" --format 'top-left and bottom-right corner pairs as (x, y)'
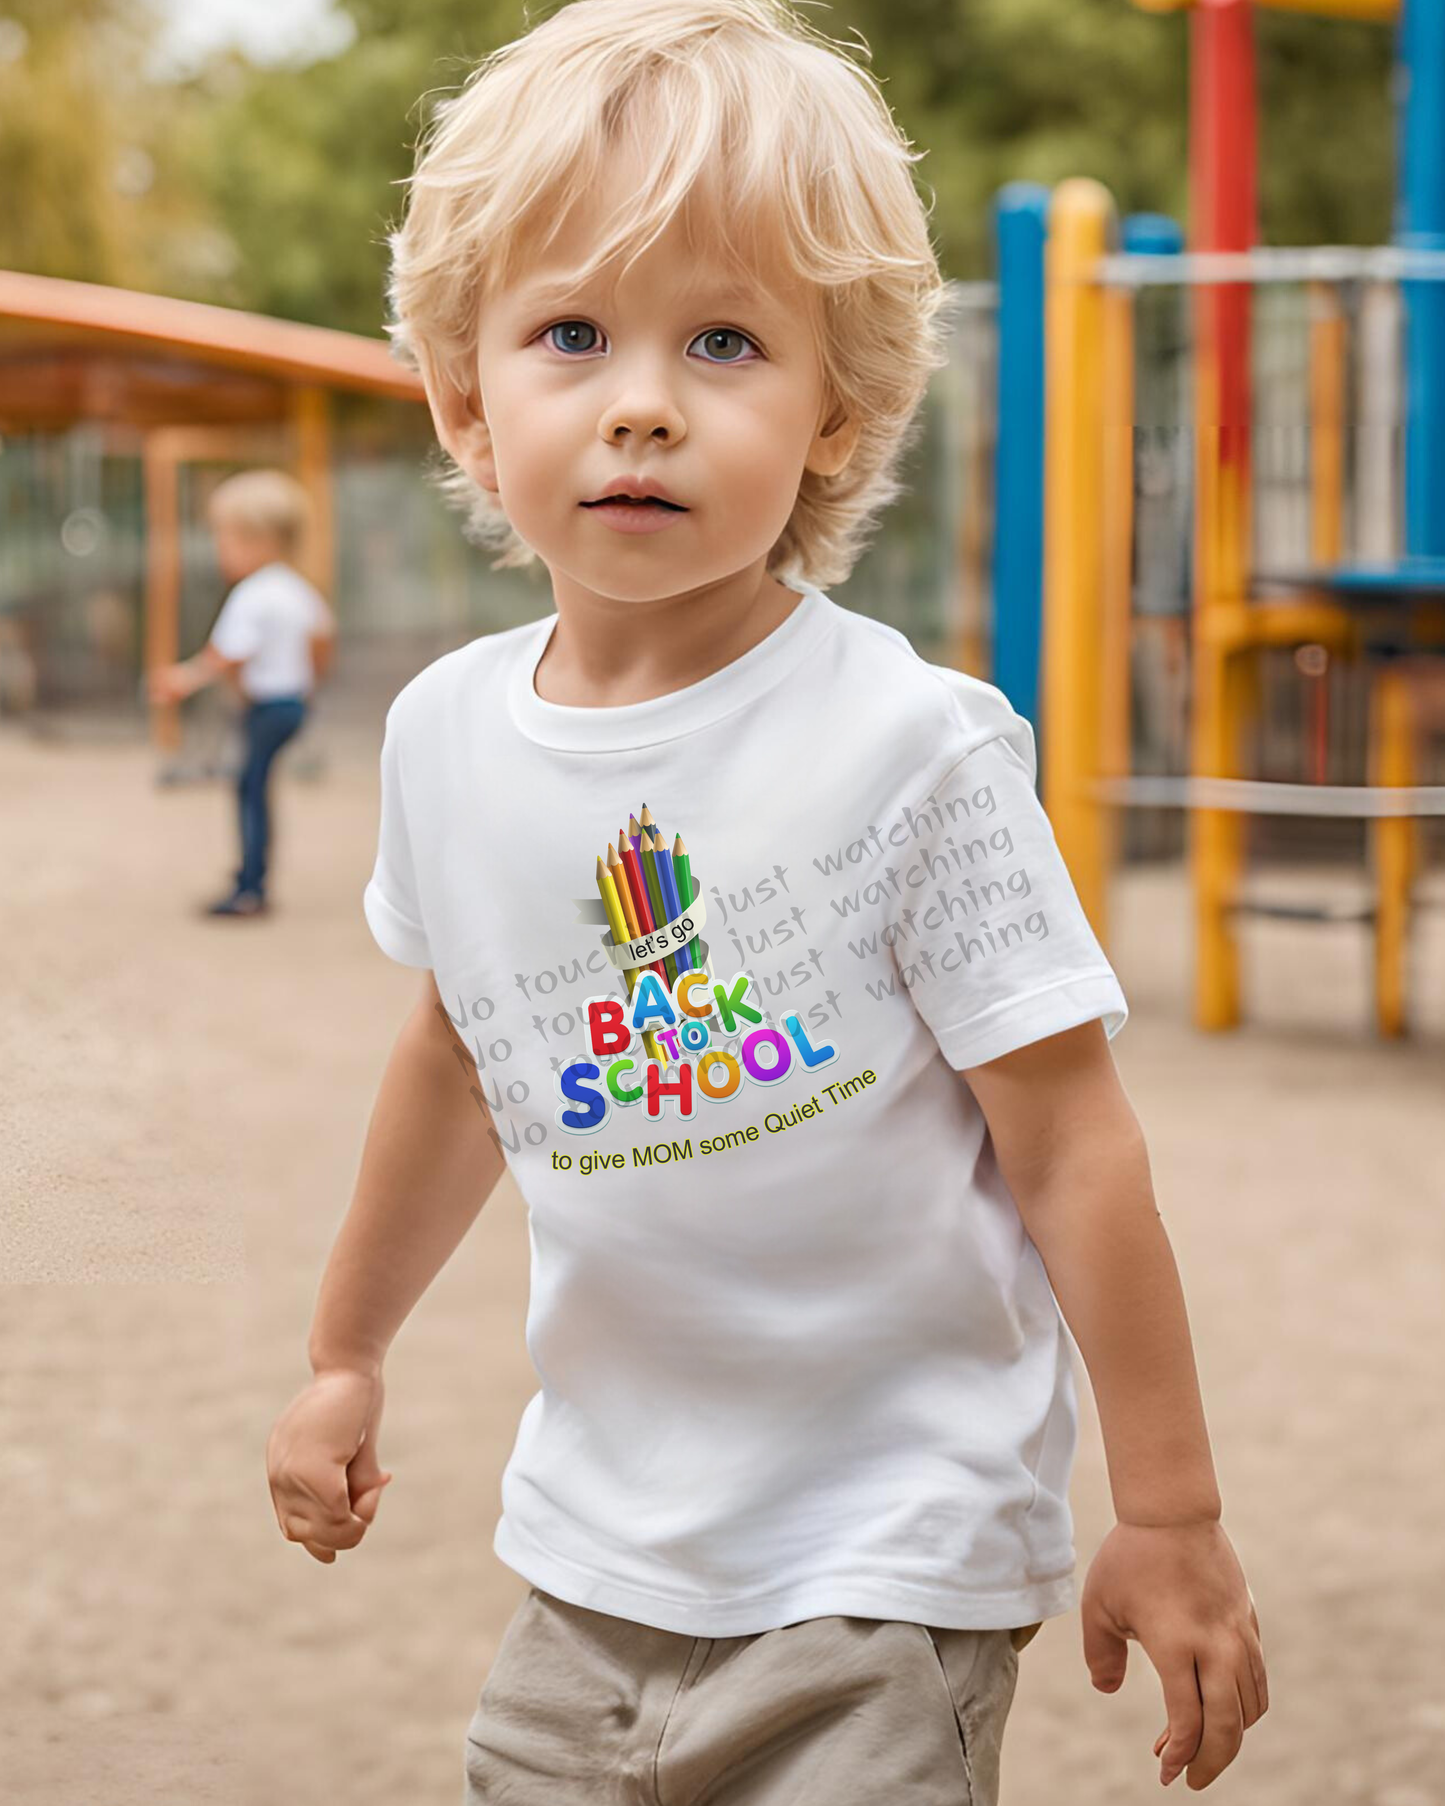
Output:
(543, 320), (603, 356)
(689, 328), (761, 365)
(536, 320), (762, 363)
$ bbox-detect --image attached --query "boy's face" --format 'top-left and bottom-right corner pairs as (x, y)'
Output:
(210, 513), (285, 584)
(422, 152), (859, 609)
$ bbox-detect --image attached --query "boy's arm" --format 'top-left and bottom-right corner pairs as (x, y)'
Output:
(307, 971), (508, 1377)
(963, 1020), (1266, 1791)
(964, 1018), (1220, 1528)
(147, 641), (246, 704)
(309, 630), (336, 685)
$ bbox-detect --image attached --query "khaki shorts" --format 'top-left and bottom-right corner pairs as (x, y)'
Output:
(464, 1585), (1044, 1805)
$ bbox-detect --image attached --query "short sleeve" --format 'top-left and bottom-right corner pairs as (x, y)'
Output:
(362, 703), (433, 968)
(309, 590), (337, 635)
(209, 584), (262, 661)
(896, 722), (1128, 1071)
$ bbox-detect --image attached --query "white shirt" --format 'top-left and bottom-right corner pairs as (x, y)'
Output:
(363, 577), (1129, 1637)
(209, 561), (334, 701)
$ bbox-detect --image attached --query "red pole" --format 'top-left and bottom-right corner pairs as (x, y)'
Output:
(1191, 0), (1258, 599)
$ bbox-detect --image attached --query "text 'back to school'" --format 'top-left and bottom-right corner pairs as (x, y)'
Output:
(556, 965), (850, 1134)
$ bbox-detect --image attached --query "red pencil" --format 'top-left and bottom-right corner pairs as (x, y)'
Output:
(618, 829), (670, 986)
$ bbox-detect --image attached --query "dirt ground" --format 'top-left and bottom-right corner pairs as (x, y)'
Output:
(2, 717), (1443, 1806)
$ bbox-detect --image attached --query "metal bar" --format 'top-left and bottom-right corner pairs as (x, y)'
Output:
(942, 280), (999, 311)
(1094, 246), (1445, 288)
(1084, 774), (1445, 815)
(1132, 0), (1397, 18)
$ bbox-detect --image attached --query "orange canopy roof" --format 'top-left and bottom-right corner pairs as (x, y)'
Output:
(0, 269), (427, 430)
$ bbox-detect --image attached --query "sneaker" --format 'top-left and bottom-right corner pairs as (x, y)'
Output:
(204, 889), (268, 917)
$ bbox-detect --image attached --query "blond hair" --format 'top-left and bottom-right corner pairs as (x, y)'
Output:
(207, 469), (312, 558)
(385, 0), (956, 588)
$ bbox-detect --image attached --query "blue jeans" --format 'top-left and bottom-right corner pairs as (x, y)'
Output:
(235, 696), (307, 896)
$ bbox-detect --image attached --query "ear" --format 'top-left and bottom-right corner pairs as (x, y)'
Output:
(417, 345), (499, 495)
(805, 397), (861, 481)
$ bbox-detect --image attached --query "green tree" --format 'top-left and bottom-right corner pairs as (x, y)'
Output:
(0, 0), (203, 288)
(4, 0), (1402, 325)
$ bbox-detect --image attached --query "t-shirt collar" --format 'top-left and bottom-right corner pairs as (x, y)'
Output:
(507, 577), (837, 752)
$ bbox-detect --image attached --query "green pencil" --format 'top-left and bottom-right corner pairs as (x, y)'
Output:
(671, 833), (709, 992)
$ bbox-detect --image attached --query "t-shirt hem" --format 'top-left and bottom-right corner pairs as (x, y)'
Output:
(492, 1514), (1077, 1637)
(362, 878), (432, 968)
(931, 971), (1128, 1072)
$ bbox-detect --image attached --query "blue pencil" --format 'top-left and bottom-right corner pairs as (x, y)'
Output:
(653, 828), (692, 975)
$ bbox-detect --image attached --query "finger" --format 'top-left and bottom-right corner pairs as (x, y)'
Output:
(351, 1474), (393, 1524)
(1250, 1634), (1269, 1718)
(347, 1436), (387, 1506)
(1178, 1646), (1244, 1790)
(1081, 1605), (1130, 1693)
(1239, 1589), (1268, 1718)
(279, 1503), (368, 1555)
(304, 1541), (337, 1564)
(1155, 1646), (1204, 1786)
(1236, 1641), (1264, 1727)
(300, 1468), (377, 1549)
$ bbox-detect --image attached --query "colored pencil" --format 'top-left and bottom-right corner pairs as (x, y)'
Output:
(672, 833), (708, 986)
(597, 853), (661, 1065)
(607, 844), (662, 1063)
(640, 828), (679, 992)
(618, 830), (669, 987)
(610, 839), (643, 943)
(653, 829), (692, 976)
(640, 807), (668, 878)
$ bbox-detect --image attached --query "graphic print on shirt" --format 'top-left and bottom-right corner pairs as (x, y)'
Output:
(555, 805), (841, 1136)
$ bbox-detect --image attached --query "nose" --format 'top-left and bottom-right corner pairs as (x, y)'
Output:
(598, 375), (686, 446)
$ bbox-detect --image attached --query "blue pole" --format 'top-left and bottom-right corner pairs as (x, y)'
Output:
(992, 184), (1049, 753)
(1398, 0), (1445, 559)
(1122, 214), (1185, 257)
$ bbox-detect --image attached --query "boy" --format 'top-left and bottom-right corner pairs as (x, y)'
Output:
(266, 2), (1267, 1799)
(148, 468), (336, 917)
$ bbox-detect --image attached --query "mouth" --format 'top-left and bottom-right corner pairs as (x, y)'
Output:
(580, 496), (689, 512)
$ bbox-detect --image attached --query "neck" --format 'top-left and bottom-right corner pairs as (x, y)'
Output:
(534, 565), (803, 708)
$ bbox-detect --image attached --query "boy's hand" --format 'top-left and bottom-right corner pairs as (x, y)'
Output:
(147, 663), (192, 705)
(1080, 1518), (1267, 1790)
(266, 1366), (394, 1564)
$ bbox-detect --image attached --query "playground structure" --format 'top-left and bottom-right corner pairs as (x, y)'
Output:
(3, 0), (1441, 1044)
(0, 271), (430, 749)
(994, 0), (1445, 1038)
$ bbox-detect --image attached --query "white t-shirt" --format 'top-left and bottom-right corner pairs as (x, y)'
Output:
(363, 577), (1128, 1637)
(209, 561), (334, 701)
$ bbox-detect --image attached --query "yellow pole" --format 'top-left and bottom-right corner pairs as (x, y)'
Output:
(291, 384), (335, 602)
(142, 431), (182, 755)
(1043, 179), (1118, 946)
(1368, 664), (1416, 1038)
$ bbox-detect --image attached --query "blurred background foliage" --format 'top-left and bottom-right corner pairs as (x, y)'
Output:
(0, 0), (1397, 334)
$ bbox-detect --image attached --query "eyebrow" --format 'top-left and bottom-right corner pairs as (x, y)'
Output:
(518, 275), (774, 314)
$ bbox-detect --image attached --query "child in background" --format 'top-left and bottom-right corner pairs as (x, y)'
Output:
(149, 469), (336, 918)
(265, 3), (1268, 1800)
